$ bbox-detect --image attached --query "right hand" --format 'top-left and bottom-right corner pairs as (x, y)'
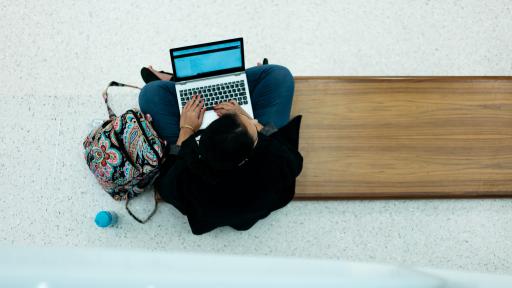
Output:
(214, 100), (252, 119)
(180, 94), (205, 131)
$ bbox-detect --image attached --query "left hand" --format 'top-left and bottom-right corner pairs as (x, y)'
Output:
(180, 94), (205, 131)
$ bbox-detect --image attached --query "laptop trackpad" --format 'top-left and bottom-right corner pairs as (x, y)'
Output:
(200, 110), (219, 130)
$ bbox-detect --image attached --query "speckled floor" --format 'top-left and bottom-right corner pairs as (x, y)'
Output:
(1, 0), (512, 274)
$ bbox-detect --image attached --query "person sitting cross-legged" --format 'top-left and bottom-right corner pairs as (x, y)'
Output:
(138, 63), (303, 235)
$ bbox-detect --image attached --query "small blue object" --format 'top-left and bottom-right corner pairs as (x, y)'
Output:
(95, 211), (117, 228)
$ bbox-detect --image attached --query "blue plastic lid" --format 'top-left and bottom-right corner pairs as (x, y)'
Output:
(95, 211), (112, 228)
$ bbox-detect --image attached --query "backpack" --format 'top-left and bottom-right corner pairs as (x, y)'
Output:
(83, 81), (166, 223)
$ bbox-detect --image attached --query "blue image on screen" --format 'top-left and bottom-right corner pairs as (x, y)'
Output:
(173, 41), (242, 78)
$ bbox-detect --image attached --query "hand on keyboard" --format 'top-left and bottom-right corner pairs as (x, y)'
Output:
(178, 80), (248, 111)
(214, 100), (252, 120)
(180, 94), (205, 132)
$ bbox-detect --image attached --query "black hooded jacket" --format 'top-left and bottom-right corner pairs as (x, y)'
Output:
(154, 115), (303, 235)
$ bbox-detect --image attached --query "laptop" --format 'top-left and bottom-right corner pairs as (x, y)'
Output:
(170, 38), (254, 130)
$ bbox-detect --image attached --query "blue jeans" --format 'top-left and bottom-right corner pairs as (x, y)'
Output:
(139, 64), (295, 144)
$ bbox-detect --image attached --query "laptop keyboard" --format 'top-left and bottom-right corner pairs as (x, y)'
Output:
(178, 80), (248, 111)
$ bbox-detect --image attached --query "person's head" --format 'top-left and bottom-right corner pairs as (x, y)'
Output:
(198, 113), (258, 171)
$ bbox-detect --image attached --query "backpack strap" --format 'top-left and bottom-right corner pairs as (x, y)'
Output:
(102, 80), (157, 223)
(125, 190), (158, 224)
(101, 81), (142, 119)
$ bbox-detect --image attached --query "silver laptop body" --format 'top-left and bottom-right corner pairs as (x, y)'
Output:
(170, 38), (253, 130)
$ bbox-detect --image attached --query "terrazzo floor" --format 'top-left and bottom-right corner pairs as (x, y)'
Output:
(1, 0), (512, 274)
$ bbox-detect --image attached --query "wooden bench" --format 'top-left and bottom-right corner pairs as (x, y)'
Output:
(291, 77), (512, 199)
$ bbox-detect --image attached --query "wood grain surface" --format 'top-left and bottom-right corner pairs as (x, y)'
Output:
(291, 77), (512, 198)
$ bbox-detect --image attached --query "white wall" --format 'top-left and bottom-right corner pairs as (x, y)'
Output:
(1, 0), (511, 98)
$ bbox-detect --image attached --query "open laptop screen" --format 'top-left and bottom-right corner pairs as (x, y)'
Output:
(171, 38), (244, 81)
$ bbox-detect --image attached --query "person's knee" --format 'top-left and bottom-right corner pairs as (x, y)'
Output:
(268, 64), (295, 98)
(266, 65), (294, 100)
(266, 64), (294, 89)
(139, 80), (175, 112)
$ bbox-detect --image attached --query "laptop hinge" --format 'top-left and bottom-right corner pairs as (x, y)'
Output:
(177, 71), (244, 85)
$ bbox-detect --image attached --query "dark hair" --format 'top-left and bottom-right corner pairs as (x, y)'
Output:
(198, 113), (254, 171)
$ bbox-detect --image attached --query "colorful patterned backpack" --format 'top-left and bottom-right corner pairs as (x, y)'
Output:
(83, 81), (166, 223)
